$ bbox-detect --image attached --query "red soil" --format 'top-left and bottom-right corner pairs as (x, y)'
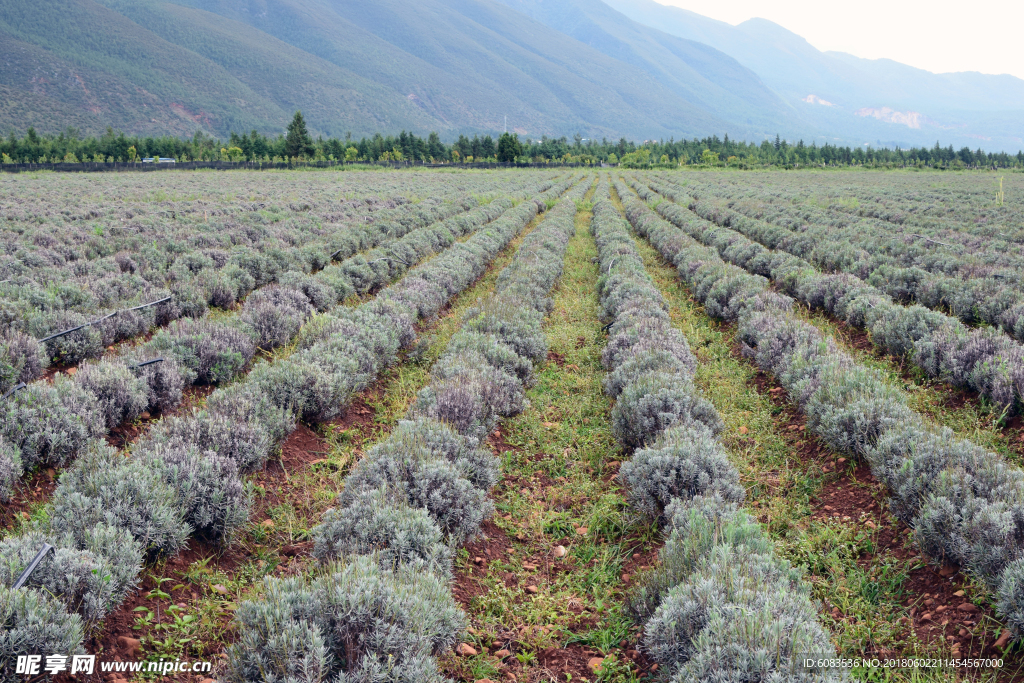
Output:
(444, 420), (661, 682)
(80, 373), (390, 681)
(737, 341), (1024, 664)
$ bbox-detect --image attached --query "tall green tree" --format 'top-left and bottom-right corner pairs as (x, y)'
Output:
(285, 111), (315, 159)
(497, 132), (522, 162)
(426, 131), (446, 161)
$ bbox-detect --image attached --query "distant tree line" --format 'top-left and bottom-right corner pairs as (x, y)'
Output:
(2, 111), (1023, 170)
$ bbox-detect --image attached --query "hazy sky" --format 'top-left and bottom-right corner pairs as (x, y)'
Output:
(653, 0), (1024, 80)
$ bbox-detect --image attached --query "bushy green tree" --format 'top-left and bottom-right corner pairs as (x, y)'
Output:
(620, 148), (651, 169)
(497, 132), (522, 163)
(284, 111), (315, 159)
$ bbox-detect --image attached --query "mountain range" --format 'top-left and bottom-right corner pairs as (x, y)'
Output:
(602, 0), (1024, 150)
(1, 0), (1021, 150)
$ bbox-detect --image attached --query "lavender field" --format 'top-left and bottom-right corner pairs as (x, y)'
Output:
(2, 168), (1023, 682)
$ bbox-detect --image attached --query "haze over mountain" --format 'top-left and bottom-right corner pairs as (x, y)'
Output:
(603, 0), (1024, 151)
(1, 0), (1022, 150)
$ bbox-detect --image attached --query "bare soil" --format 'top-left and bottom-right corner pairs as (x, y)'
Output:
(739, 341), (1023, 661)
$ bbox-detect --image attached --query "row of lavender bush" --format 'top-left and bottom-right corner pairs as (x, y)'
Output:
(0, 184), (550, 503)
(0, 178), (577, 679)
(671, 175), (1024, 343)
(633, 176), (1024, 416)
(0, 175), (529, 375)
(0, 172), (505, 327)
(617, 176), (1024, 646)
(223, 180), (589, 683)
(0, 172), (428, 270)
(818, 179), (1024, 242)
(677, 173), (1024, 280)
(590, 176), (838, 681)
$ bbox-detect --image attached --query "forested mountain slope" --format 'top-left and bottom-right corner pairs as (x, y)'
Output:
(0, 0), (797, 140)
(6, 0), (1019, 150)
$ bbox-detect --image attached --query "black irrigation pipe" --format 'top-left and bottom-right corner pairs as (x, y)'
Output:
(2, 383), (26, 401)
(909, 233), (959, 249)
(11, 544), (54, 590)
(36, 296), (172, 343)
(123, 296), (171, 313)
(38, 324), (92, 344)
(367, 256), (411, 266)
(128, 358), (164, 370)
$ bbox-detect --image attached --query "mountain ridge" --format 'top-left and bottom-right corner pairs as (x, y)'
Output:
(1, 0), (1022, 150)
(1, 0), (782, 140)
(602, 0), (1024, 149)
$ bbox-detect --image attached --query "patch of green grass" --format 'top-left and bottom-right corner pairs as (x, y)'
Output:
(463, 654), (503, 681)
(778, 518), (914, 653)
(565, 613), (633, 655)
(611, 179), (974, 676)
(449, 200), (650, 683)
(368, 209), (554, 426)
(796, 305), (1022, 463)
(119, 208), (559, 664)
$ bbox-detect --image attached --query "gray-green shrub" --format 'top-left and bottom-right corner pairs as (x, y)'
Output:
(0, 331), (47, 391)
(611, 372), (723, 449)
(342, 445), (490, 547)
(312, 489), (453, 579)
(0, 586), (84, 683)
(143, 410), (272, 475)
(620, 424), (745, 522)
(0, 525), (140, 628)
(139, 442), (249, 543)
(205, 382), (296, 447)
(0, 438), (22, 504)
(148, 319), (255, 385)
(74, 360), (150, 430)
(28, 310), (103, 366)
(48, 443), (191, 557)
(239, 286), (313, 350)
(0, 375), (104, 470)
(225, 556), (465, 683)
(635, 498), (837, 681)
